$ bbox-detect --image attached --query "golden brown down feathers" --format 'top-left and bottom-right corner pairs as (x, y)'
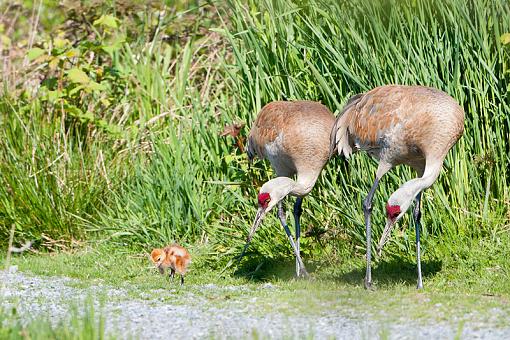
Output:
(150, 244), (191, 275)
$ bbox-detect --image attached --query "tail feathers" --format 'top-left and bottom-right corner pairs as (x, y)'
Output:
(166, 254), (190, 275)
(332, 122), (353, 160)
(174, 256), (190, 275)
(330, 119), (353, 160)
(329, 93), (363, 159)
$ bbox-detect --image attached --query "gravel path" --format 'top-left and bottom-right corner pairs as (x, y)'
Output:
(1, 267), (509, 339)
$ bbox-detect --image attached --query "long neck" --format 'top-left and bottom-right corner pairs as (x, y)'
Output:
(265, 174), (318, 201)
(398, 162), (442, 201)
(292, 173), (321, 197)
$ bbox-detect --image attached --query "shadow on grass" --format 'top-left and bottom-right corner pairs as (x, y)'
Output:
(232, 252), (442, 287)
(232, 254), (318, 282)
(336, 257), (443, 287)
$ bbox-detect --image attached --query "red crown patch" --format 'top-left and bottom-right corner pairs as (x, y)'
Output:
(258, 192), (270, 208)
(386, 204), (401, 220)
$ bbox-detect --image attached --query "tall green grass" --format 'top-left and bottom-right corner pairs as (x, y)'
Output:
(0, 96), (117, 245)
(0, 303), (109, 340)
(90, 33), (282, 257)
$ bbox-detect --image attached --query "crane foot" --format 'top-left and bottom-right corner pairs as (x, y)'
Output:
(297, 267), (309, 278)
(364, 278), (373, 290)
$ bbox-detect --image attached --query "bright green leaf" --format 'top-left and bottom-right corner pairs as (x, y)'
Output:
(54, 37), (70, 49)
(69, 85), (85, 96)
(67, 68), (90, 85)
(0, 34), (11, 47)
(64, 104), (84, 116)
(27, 48), (45, 61)
(48, 56), (61, 70)
(100, 98), (111, 107)
(93, 15), (119, 29)
(87, 81), (107, 92)
(81, 112), (95, 122)
(209, 28), (226, 34)
(65, 49), (80, 58)
(46, 90), (61, 102)
(101, 35), (126, 54)
(224, 154), (234, 164)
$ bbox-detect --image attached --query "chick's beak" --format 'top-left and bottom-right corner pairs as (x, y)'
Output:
(237, 207), (266, 262)
(376, 218), (395, 257)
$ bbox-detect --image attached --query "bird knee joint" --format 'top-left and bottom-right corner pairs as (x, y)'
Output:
(362, 199), (372, 213)
(413, 210), (421, 221)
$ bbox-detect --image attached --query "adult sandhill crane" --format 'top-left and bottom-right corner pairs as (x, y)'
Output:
(330, 85), (464, 289)
(238, 101), (336, 277)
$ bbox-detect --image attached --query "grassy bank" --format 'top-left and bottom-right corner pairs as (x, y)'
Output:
(0, 0), (509, 288)
(5, 251), (509, 339)
(2, 245), (510, 326)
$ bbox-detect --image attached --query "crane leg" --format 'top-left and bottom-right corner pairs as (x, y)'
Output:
(293, 197), (307, 277)
(363, 177), (380, 289)
(278, 201), (308, 277)
(413, 192), (424, 289)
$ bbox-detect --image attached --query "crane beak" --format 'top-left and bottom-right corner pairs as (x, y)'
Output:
(237, 208), (266, 263)
(376, 218), (395, 257)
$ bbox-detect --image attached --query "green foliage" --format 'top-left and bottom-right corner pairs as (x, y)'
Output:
(0, 95), (116, 244)
(0, 302), (109, 340)
(0, 0), (227, 247)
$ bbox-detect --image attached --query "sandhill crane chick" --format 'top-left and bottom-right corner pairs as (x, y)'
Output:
(150, 244), (191, 285)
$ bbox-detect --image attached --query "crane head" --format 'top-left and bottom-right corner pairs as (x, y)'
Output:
(386, 204), (401, 221)
(150, 248), (165, 265)
(236, 192), (272, 263)
(237, 177), (295, 263)
(376, 204), (402, 257)
(377, 189), (414, 256)
(150, 248), (166, 274)
(244, 192), (272, 245)
(258, 192), (270, 209)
